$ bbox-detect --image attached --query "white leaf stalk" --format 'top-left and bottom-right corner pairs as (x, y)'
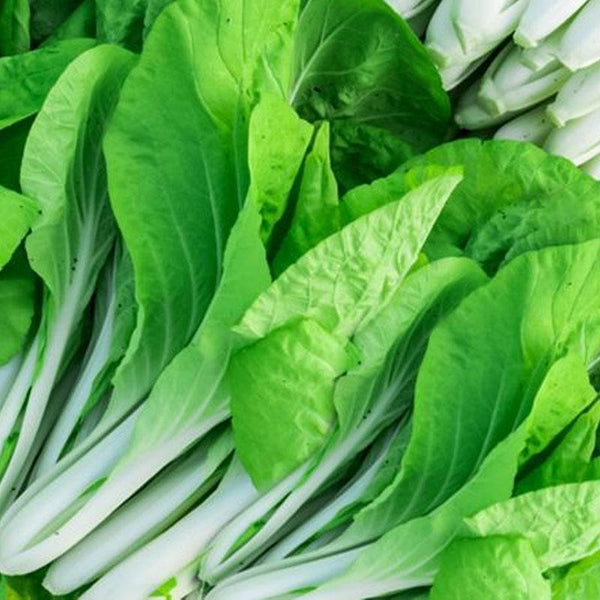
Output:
(545, 105), (600, 165)
(548, 62), (600, 126)
(478, 43), (569, 116)
(33, 276), (118, 478)
(76, 459), (261, 600)
(0, 406), (226, 574)
(453, 0), (529, 55)
(455, 83), (516, 130)
(43, 430), (233, 594)
(0, 412), (138, 572)
(439, 52), (490, 91)
(494, 104), (554, 145)
(519, 23), (569, 70)
(557, 0), (600, 69)
(205, 549), (363, 600)
(514, 0), (588, 48)
(407, 3), (439, 37)
(427, 0), (526, 68)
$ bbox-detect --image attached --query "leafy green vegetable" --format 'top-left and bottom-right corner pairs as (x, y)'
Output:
(431, 536), (551, 600)
(0, 0), (30, 55)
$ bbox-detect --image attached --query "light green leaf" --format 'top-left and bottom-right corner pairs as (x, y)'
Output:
(334, 256), (487, 438)
(231, 318), (356, 489)
(115, 198), (271, 470)
(518, 352), (597, 466)
(0, 250), (35, 366)
(24, 44), (135, 318)
(273, 121), (341, 274)
(0, 187), (37, 270)
(430, 536), (551, 600)
(396, 139), (600, 267)
(465, 481), (600, 570)
(0, 0), (30, 55)
(236, 172), (463, 342)
(0, 38), (96, 130)
(518, 402), (600, 494)
(247, 93), (313, 244)
(335, 240), (600, 550)
(552, 550), (600, 599)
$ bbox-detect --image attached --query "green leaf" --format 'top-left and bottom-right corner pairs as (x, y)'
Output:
(96, 0), (147, 51)
(430, 536), (551, 600)
(333, 256), (488, 439)
(396, 139), (600, 268)
(102, 0), (302, 423)
(29, 0), (82, 44)
(45, 0), (95, 44)
(552, 551), (600, 599)
(464, 481), (600, 570)
(247, 93), (313, 245)
(273, 121), (341, 274)
(236, 172), (463, 342)
(0, 250), (35, 366)
(231, 318), (356, 489)
(518, 352), (597, 467)
(291, 0), (451, 153)
(334, 240), (600, 550)
(114, 198), (271, 470)
(24, 45), (135, 321)
(0, 0), (30, 55)
(0, 187), (37, 270)
(0, 38), (96, 130)
(329, 120), (417, 192)
(518, 402), (600, 494)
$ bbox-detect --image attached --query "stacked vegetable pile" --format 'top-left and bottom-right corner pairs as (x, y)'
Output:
(1, 1), (600, 599)
(392, 0), (600, 176)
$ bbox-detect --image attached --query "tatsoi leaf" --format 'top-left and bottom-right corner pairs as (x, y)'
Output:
(334, 241), (600, 549)
(291, 0), (451, 153)
(96, 0), (147, 50)
(236, 172), (463, 342)
(231, 319), (355, 489)
(464, 481), (600, 570)
(0, 0), (30, 55)
(273, 122), (341, 273)
(552, 551), (600, 599)
(518, 403), (600, 494)
(0, 250), (35, 366)
(430, 536), (551, 600)
(0, 188), (37, 269)
(0, 38), (96, 130)
(103, 0), (301, 423)
(247, 93), (313, 244)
